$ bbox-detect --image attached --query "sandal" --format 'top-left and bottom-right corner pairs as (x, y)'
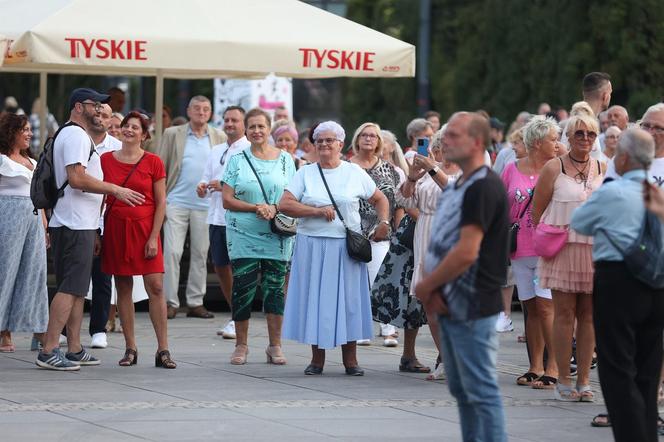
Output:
(265, 346), (287, 365)
(577, 384), (594, 402)
(516, 371), (540, 386)
(554, 383), (579, 402)
(591, 413), (611, 427)
(399, 357), (431, 373)
(532, 375), (557, 390)
(426, 363), (445, 381)
(230, 344), (248, 365)
(155, 350), (176, 369)
(119, 348), (138, 366)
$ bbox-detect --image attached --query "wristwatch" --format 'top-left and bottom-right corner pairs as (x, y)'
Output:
(428, 165), (440, 177)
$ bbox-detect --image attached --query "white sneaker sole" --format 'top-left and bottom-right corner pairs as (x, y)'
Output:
(383, 339), (398, 347)
(35, 360), (80, 371)
(356, 340), (371, 346)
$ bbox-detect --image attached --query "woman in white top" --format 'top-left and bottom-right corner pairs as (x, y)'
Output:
(280, 121), (390, 376)
(0, 113), (49, 352)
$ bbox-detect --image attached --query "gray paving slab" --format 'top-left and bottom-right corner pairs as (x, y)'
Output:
(0, 311), (619, 441)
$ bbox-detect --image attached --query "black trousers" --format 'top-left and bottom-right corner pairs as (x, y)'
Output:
(89, 254), (112, 336)
(593, 261), (664, 442)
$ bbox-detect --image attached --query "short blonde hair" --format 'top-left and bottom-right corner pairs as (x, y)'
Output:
(351, 122), (384, 157)
(565, 114), (600, 138)
(508, 127), (524, 145)
(570, 101), (594, 117)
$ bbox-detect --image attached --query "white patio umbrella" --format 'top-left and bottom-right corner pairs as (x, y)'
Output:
(0, 0), (415, 147)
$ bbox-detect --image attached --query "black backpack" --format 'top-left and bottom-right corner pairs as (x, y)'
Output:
(30, 121), (93, 216)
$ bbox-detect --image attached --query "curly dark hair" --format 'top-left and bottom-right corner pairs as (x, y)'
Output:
(0, 113), (29, 157)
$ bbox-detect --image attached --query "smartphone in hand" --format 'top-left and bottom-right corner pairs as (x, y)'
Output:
(417, 138), (430, 156)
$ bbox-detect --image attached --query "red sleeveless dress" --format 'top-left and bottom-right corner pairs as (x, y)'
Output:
(101, 151), (166, 276)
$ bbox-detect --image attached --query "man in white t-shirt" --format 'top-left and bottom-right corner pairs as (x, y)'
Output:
(196, 106), (250, 339)
(37, 89), (144, 371)
(87, 103), (122, 349)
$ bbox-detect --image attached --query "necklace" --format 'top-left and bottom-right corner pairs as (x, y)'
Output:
(568, 153), (590, 164)
(568, 156), (590, 188)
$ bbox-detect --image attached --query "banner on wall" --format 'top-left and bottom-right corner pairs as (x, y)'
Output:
(213, 73), (292, 127)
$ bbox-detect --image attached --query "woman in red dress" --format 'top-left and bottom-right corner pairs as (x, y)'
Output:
(101, 111), (175, 369)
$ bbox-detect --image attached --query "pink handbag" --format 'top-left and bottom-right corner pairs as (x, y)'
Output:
(533, 223), (569, 259)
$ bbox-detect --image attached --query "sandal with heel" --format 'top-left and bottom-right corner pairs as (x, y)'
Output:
(577, 384), (594, 402)
(554, 383), (579, 402)
(155, 350), (176, 369)
(231, 344), (248, 365)
(119, 348), (138, 366)
(265, 346), (287, 365)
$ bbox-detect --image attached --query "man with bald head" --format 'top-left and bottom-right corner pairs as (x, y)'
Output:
(607, 105), (629, 130)
(416, 112), (509, 442)
(572, 128), (664, 442)
(607, 103), (664, 185)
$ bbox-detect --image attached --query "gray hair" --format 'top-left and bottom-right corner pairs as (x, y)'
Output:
(523, 116), (560, 150)
(406, 118), (433, 142)
(188, 95), (211, 108)
(643, 103), (664, 119)
(617, 127), (655, 169)
(381, 130), (409, 175)
(313, 121), (345, 141)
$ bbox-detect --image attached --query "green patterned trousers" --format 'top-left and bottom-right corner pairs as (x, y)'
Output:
(231, 258), (288, 321)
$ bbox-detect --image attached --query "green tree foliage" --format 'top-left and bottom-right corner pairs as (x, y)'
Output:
(344, 0), (664, 133)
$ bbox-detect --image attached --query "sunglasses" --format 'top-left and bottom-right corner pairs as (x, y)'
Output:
(573, 130), (597, 141)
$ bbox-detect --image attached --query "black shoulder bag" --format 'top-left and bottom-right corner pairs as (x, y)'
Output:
(600, 210), (664, 289)
(508, 186), (535, 254)
(242, 150), (297, 237)
(317, 163), (372, 263)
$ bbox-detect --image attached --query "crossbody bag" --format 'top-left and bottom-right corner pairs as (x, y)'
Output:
(242, 150), (297, 237)
(317, 163), (372, 263)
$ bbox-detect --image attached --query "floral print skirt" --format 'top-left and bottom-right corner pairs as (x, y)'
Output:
(370, 215), (427, 329)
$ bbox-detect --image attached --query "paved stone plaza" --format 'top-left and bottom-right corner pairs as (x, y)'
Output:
(0, 311), (614, 441)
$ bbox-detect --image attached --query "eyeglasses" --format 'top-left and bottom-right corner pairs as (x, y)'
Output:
(81, 101), (102, 113)
(605, 135), (620, 140)
(573, 130), (597, 141)
(315, 138), (338, 146)
(640, 122), (664, 134)
(359, 133), (378, 140)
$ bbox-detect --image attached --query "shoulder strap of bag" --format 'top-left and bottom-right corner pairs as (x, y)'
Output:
(242, 150), (271, 204)
(317, 163), (347, 226)
(105, 153), (146, 218)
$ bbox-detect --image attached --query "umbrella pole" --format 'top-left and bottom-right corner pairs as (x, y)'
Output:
(38, 72), (47, 155)
(154, 70), (164, 152)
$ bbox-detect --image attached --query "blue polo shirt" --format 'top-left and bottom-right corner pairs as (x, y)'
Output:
(167, 126), (211, 210)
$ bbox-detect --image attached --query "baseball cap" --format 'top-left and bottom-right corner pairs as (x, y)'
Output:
(68, 88), (111, 111)
(489, 117), (505, 130)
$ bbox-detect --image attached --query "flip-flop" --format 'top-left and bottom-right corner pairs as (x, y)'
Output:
(532, 375), (558, 390)
(516, 371), (540, 386)
(591, 413), (610, 427)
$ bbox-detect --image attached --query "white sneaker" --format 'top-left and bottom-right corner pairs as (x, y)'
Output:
(356, 339), (371, 346)
(495, 312), (514, 333)
(58, 334), (67, 347)
(217, 321), (236, 339)
(383, 336), (398, 347)
(379, 323), (397, 337)
(90, 332), (108, 349)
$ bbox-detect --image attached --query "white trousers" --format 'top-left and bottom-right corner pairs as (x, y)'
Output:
(163, 205), (210, 308)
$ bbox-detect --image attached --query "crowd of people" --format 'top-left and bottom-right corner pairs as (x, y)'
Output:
(1, 70), (664, 442)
